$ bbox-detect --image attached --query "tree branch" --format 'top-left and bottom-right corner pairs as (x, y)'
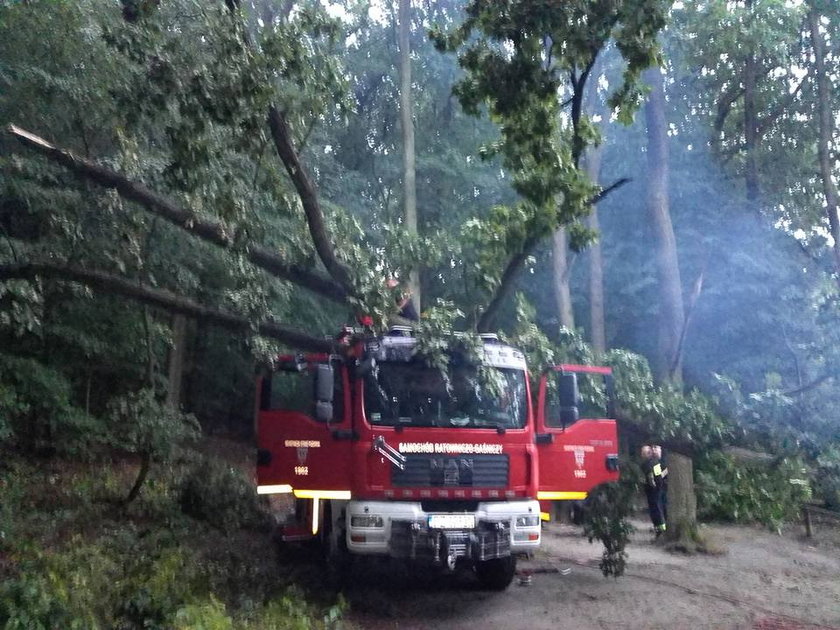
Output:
(713, 85), (744, 143)
(783, 373), (834, 397)
(267, 107), (356, 295)
(475, 177), (631, 332)
(5, 124), (348, 304)
(589, 177), (630, 205)
(570, 55), (598, 167)
(475, 245), (533, 332)
(669, 263), (706, 381)
(0, 261), (333, 352)
(755, 71), (808, 143)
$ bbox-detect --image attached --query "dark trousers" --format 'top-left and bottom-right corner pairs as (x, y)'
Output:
(645, 486), (664, 528)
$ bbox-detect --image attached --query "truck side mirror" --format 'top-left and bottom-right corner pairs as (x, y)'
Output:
(558, 373), (579, 407)
(316, 364), (334, 402)
(558, 373), (579, 428)
(315, 364), (334, 422)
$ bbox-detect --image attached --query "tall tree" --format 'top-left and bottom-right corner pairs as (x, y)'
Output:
(644, 65), (685, 383)
(585, 142), (607, 355)
(398, 0), (420, 311)
(807, 2), (840, 290)
(552, 229), (575, 329)
(742, 0), (761, 209)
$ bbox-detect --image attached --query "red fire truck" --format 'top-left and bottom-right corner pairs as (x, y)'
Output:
(256, 329), (619, 589)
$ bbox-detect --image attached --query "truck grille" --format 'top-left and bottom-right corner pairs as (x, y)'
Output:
(391, 454), (509, 487)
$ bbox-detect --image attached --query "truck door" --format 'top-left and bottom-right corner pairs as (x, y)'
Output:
(535, 365), (619, 510)
(256, 357), (354, 498)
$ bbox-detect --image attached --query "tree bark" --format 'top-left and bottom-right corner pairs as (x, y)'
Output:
(808, 5), (840, 292)
(0, 262), (333, 352)
(476, 246), (532, 332)
(398, 0), (420, 313)
(583, 140), (606, 355)
(267, 107), (356, 295)
(663, 452), (698, 545)
(125, 451), (151, 505)
(549, 60), (600, 333)
(643, 67), (685, 383)
(167, 314), (187, 410)
(5, 124), (348, 304)
(743, 0), (760, 209)
(588, 208), (606, 355)
(552, 229), (575, 330)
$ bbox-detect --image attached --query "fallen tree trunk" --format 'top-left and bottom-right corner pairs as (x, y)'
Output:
(267, 107), (356, 296)
(5, 124), (348, 304)
(0, 261), (333, 353)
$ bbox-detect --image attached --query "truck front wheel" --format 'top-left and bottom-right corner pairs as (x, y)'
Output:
(475, 555), (516, 590)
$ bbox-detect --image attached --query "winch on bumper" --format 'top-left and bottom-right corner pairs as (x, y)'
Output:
(345, 500), (541, 568)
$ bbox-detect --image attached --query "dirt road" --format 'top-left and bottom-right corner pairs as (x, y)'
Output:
(343, 520), (840, 630)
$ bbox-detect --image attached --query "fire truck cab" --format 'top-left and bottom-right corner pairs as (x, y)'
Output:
(256, 330), (618, 589)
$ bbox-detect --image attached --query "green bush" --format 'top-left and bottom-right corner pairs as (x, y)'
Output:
(696, 452), (810, 529)
(172, 597), (234, 630)
(240, 588), (346, 630)
(814, 446), (840, 510)
(0, 354), (98, 454)
(107, 388), (200, 462)
(178, 455), (271, 533)
(0, 542), (120, 630)
(117, 545), (207, 630)
(581, 481), (636, 577)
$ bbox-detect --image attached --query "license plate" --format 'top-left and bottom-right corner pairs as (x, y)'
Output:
(428, 514), (476, 530)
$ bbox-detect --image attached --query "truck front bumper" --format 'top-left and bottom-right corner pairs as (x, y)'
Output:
(345, 499), (541, 564)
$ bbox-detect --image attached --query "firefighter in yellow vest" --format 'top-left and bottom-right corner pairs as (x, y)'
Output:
(653, 444), (668, 523)
(640, 445), (666, 536)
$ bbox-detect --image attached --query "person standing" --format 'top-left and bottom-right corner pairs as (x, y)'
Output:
(652, 444), (668, 523)
(640, 445), (666, 536)
(386, 277), (419, 322)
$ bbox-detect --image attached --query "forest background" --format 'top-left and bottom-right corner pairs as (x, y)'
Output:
(1, 0), (839, 627)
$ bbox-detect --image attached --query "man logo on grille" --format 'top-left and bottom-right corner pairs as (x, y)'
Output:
(430, 457), (475, 486)
(444, 459), (460, 485)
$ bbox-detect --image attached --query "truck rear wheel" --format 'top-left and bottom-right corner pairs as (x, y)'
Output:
(475, 555), (516, 590)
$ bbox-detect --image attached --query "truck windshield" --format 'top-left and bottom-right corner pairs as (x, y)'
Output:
(363, 362), (527, 429)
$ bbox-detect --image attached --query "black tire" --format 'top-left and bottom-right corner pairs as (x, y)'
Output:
(475, 555), (517, 590)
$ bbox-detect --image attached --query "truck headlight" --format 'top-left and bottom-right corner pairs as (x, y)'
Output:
(350, 515), (384, 528)
(515, 515), (540, 528)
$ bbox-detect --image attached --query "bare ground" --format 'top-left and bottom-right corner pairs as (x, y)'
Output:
(341, 519), (840, 630)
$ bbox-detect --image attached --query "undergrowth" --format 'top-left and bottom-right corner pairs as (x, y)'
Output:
(0, 448), (346, 629)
